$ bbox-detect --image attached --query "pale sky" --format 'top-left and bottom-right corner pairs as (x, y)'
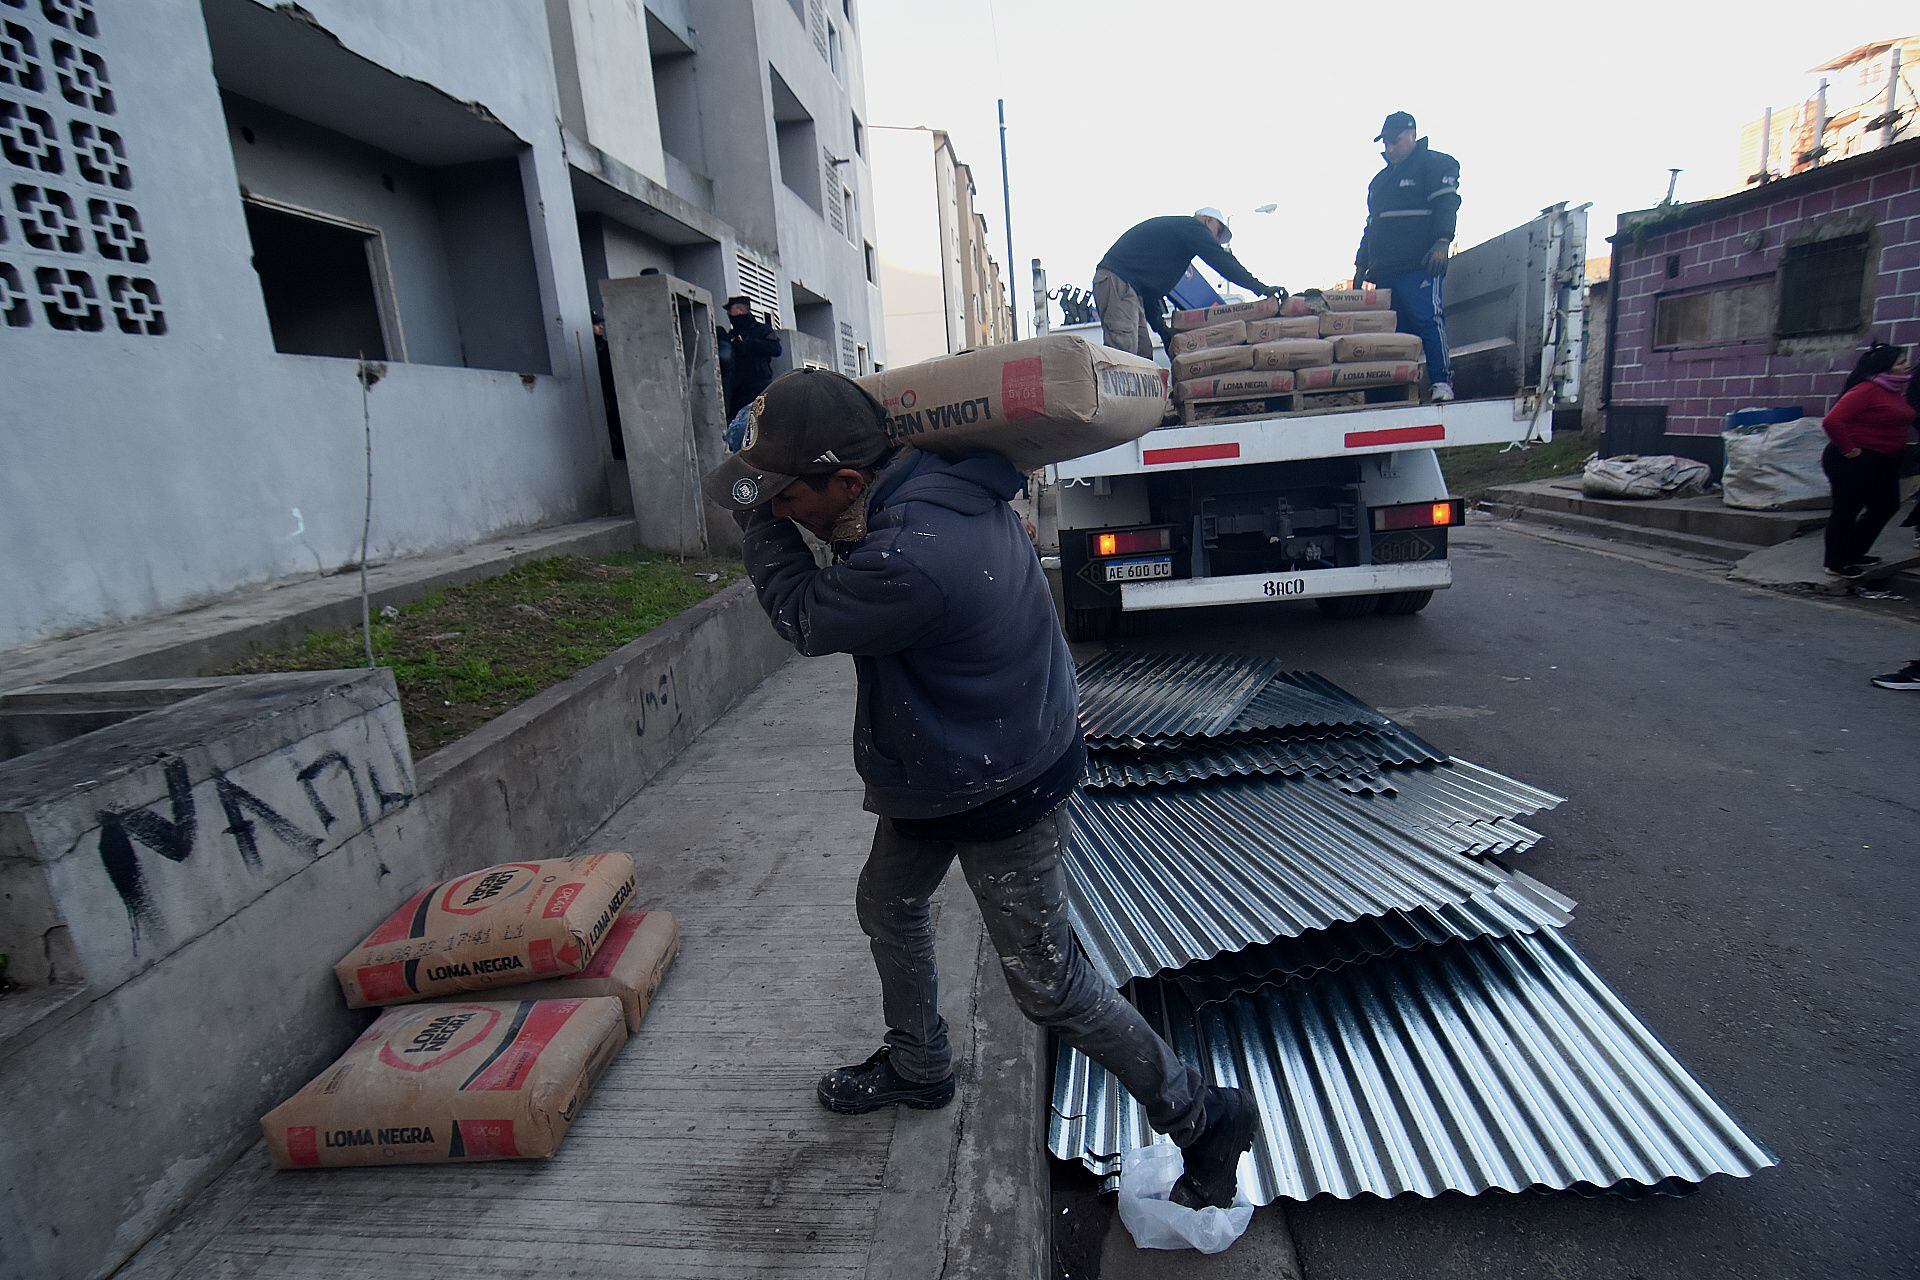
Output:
(860, 1), (1897, 331)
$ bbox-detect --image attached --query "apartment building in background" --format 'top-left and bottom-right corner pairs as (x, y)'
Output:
(0, 0), (882, 653)
(1740, 36), (1920, 183)
(869, 125), (1013, 366)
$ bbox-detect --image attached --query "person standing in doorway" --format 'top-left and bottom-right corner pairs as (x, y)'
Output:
(1093, 210), (1283, 356)
(1820, 340), (1917, 578)
(723, 295), (783, 450)
(1355, 111), (1461, 402)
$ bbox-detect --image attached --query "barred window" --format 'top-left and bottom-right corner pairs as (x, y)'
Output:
(1776, 234), (1869, 338)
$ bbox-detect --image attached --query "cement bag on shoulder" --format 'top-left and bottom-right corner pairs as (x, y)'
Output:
(856, 334), (1169, 472)
(1581, 454), (1711, 499)
(1114, 1143), (1254, 1254)
(261, 996), (626, 1168)
(1721, 417), (1828, 510)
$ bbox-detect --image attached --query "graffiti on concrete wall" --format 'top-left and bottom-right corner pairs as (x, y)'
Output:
(95, 721), (414, 951)
(632, 665), (684, 741)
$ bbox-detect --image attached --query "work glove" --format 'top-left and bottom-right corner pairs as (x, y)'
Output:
(1424, 241), (1451, 277)
(1260, 284), (1288, 302)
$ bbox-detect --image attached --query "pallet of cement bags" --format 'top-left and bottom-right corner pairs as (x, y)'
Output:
(856, 333), (1169, 472)
(261, 996), (627, 1168)
(335, 853), (637, 1008)
(480, 909), (680, 1032)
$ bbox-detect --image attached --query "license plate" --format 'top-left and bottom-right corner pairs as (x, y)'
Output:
(1105, 557), (1173, 582)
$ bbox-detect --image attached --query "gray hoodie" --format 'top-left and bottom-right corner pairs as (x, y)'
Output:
(739, 450), (1079, 819)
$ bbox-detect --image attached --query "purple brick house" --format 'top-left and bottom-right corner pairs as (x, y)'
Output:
(1602, 137), (1920, 466)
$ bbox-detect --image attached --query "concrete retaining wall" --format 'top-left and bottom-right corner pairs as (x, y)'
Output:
(0, 580), (790, 1280)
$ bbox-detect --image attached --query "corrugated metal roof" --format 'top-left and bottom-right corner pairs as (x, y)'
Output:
(1065, 780), (1554, 983)
(1076, 651), (1280, 742)
(1225, 675), (1389, 735)
(1165, 870), (1574, 1007)
(1049, 929), (1777, 1201)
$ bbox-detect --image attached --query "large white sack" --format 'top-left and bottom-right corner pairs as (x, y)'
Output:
(1722, 417), (1829, 510)
(1582, 454), (1712, 500)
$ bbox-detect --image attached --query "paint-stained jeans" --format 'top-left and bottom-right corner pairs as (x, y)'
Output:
(855, 806), (1209, 1145)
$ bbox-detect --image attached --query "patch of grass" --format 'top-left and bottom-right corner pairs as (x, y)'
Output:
(1443, 433), (1595, 502)
(213, 554), (739, 756)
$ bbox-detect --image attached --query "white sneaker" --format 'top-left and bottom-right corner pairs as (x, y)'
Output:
(1430, 382), (1455, 403)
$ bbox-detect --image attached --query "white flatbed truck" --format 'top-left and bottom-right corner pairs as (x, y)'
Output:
(1040, 204), (1588, 640)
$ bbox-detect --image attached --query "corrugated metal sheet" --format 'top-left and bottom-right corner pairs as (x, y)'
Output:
(1166, 871), (1574, 1007)
(1076, 651), (1279, 742)
(1049, 929), (1777, 1201)
(1083, 729), (1446, 789)
(1066, 780), (1554, 983)
(1225, 674), (1388, 734)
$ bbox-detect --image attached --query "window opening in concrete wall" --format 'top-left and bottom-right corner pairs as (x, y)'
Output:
(792, 282), (834, 368)
(841, 184), (856, 244)
(843, 0), (856, 24)
(1777, 233), (1870, 338)
(856, 340), (869, 374)
(243, 196), (396, 360)
(864, 241), (876, 284)
(646, 11), (702, 177)
(851, 112), (864, 158)
(809, 0), (829, 61)
(1653, 278), (1772, 350)
(828, 22), (843, 81)
(770, 68), (821, 213)
(786, 0), (805, 25)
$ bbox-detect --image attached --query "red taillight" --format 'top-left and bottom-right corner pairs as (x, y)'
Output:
(1371, 500), (1462, 532)
(1088, 527), (1171, 558)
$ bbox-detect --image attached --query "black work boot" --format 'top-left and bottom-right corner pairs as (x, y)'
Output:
(1170, 1086), (1258, 1209)
(816, 1046), (956, 1115)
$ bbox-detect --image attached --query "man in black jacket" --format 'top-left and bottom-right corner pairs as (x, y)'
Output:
(723, 295), (783, 446)
(701, 369), (1258, 1210)
(1094, 209), (1282, 356)
(1355, 112), (1461, 401)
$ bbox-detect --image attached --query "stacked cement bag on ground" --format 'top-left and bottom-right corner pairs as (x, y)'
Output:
(1168, 289), (1423, 420)
(261, 854), (680, 1168)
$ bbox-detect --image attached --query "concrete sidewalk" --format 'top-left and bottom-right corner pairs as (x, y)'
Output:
(123, 655), (1046, 1279)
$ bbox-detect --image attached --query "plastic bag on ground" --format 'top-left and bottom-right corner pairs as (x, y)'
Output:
(1721, 417), (1829, 510)
(1114, 1142), (1255, 1254)
(1581, 453), (1712, 500)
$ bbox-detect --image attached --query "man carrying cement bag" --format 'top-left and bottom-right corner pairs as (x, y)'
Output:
(700, 370), (1258, 1210)
(1355, 111), (1460, 401)
(1094, 209), (1282, 357)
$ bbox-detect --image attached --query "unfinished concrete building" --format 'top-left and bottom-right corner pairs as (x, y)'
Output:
(0, 0), (885, 654)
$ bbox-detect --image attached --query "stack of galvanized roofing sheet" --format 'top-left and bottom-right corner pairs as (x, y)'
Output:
(1053, 651), (1775, 1203)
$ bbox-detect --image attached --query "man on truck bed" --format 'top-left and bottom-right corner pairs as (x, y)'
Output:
(701, 368), (1258, 1210)
(1094, 208), (1281, 356)
(1355, 111), (1461, 402)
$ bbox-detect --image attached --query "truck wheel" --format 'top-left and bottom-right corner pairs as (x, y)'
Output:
(1315, 595), (1378, 620)
(1065, 606), (1118, 642)
(1377, 590), (1435, 616)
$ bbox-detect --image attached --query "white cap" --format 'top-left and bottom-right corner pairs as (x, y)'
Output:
(1193, 207), (1230, 240)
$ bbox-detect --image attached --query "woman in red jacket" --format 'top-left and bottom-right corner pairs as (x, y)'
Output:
(1821, 341), (1918, 577)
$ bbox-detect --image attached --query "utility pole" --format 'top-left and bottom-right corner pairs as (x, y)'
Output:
(998, 98), (1018, 340)
(1882, 47), (1903, 148)
(1665, 168), (1682, 205)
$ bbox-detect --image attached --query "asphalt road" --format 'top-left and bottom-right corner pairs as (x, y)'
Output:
(1077, 521), (1920, 1280)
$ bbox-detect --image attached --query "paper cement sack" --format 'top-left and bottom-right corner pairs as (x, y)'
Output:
(1331, 332), (1424, 362)
(336, 854), (637, 1008)
(1318, 311), (1397, 337)
(261, 997), (627, 1168)
(1249, 339), (1334, 371)
(476, 910), (679, 1032)
(1318, 287), (1393, 312)
(1245, 316), (1320, 343)
(1170, 345), (1256, 382)
(1169, 320), (1247, 356)
(856, 334), (1168, 472)
(1175, 370), (1296, 401)
(1170, 295), (1280, 331)
(1296, 361), (1423, 390)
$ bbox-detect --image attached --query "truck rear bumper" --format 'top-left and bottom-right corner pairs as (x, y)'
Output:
(1119, 560), (1452, 611)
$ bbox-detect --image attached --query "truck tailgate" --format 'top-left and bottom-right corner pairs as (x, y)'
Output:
(1050, 396), (1542, 481)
